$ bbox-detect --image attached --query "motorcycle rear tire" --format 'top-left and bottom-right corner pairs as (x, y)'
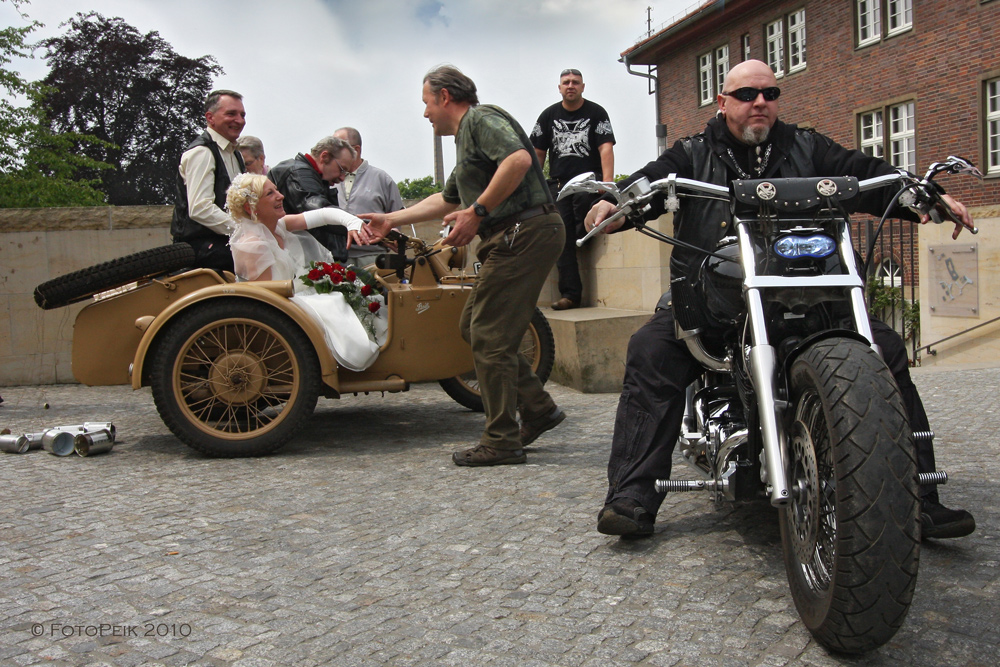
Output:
(781, 337), (919, 654)
(439, 307), (555, 412)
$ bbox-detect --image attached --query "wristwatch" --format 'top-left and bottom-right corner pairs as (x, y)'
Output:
(472, 201), (488, 218)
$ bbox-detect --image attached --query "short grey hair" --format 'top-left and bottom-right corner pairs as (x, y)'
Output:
(205, 89), (243, 114)
(335, 126), (362, 148)
(236, 135), (264, 159)
(423, 65), (478, 106)
(310, 135), (357, 161)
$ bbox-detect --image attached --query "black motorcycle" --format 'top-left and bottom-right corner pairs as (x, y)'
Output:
(561, 156), (982, 653)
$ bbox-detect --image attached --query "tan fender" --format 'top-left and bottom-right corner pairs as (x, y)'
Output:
(130, 281), (339, 389)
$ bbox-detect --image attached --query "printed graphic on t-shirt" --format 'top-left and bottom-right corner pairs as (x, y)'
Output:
(552, 119), (592, 158)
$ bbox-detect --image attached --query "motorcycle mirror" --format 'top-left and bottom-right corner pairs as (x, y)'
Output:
(945, 155), (984, 179)
(557, 172), (621, 201)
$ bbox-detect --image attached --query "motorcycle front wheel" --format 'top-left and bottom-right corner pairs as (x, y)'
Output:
(150, 299), (321, 457)
(439, 307), (555, 412)
(781, 337), (919, 654)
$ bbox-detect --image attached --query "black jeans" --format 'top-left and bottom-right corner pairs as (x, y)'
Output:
(605, 308), (938, 516)
(552, 190), (597, 303)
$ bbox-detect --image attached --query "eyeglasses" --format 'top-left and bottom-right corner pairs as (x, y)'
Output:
(336, 161), (352, 176)
(722, 86), (781, 102)
(560, 69), (582, 78)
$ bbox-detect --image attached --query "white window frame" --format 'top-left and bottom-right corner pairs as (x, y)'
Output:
(766, 19), (785, 78)
(857, 0), (882, 46)
(887, 0), (913, 36)
(787, 9), (807, 73)
(889, 102), (916, 173)
(698, 46), (730, 107)
(860, 110), (884, 159)
(742, 33), (751, 61)
(986, 77), (1000, 175)
(857, 0), (912, 47)
(698, 52), (715, 106)
(715, 45), (730, 97)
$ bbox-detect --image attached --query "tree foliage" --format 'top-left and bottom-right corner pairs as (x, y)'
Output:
(397, 175), (443, 200)
(0, 0), (108, 207)
(37, 12), (223, 205)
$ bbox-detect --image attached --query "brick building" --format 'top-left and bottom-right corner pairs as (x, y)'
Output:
(618, 0), (1000, 306)
(621, 0), (1000, 208)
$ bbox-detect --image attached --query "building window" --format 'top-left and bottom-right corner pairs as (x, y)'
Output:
(765, 9), (806, 77)
(889, 102), (916, 173)
(698, 46), (730, 106)
(858, 102), (915, 172)
(887, 0), (913, 35)
(715, 45), (730, 96)
(699, 53), (714, 105)
(856, 0), (912, 47)
(787, 9), (806, 73)
(742, 33), (751, 61)
(860, 110), (884, 158)
(766, 19), (785, 77)
(857, 0), (881, 46)
(986, 77), (1000, 175)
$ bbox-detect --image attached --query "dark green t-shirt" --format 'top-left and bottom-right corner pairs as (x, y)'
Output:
(442, 105), (551, 231)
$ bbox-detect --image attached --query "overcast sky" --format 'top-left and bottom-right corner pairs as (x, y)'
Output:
(3, 0), (697, 183)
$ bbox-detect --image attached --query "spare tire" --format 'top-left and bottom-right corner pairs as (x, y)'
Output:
(34, 243), (196, 310)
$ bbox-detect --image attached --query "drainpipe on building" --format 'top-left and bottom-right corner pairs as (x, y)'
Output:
(623, 56), (666, 158)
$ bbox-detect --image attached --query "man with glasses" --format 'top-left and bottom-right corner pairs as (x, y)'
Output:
(585, 59), (976, 541)
(531, 68), (615, 310)
(236, 135), (268, 175)
(268, 136), (357, 260)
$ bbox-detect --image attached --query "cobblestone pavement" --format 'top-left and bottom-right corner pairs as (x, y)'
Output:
(1, 366), (997, 667)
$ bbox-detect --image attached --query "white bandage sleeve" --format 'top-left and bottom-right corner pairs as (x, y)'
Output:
(302, 207), (364, 232)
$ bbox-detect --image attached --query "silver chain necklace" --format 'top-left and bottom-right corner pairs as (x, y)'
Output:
(727, 144), (772, 179)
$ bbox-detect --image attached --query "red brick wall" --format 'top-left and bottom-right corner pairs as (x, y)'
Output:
(639, 0), (1000, 207)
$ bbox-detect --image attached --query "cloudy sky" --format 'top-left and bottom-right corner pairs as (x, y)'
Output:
(3, 0), (696, 183)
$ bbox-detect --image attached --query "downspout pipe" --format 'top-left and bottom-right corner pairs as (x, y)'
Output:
(623, 54), (667, 157)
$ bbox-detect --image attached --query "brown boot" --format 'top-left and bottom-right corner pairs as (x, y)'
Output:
(551, 297), (578, 310)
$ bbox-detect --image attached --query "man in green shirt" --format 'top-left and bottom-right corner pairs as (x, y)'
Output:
(359, 65), (566, 466)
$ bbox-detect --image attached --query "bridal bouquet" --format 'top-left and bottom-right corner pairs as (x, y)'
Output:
(299, 261), (382, 337)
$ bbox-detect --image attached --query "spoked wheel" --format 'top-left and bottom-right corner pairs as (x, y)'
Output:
(781, 337), (919, 654)
(150, 299), (320, 457)
(439, 307), (555, 412)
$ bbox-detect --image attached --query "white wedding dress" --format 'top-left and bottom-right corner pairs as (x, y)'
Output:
(229, 218), (387, 371)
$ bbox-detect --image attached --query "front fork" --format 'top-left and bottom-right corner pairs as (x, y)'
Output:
(743, 221), (876, 507)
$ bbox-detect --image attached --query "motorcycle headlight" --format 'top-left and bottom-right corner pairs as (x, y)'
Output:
(774, 234), (836, 259)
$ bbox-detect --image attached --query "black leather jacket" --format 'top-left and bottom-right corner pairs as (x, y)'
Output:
(620, 117), (913, 283)
(268, 153), (347, 259)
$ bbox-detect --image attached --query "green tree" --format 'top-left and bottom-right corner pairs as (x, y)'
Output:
(37, 12), (223, 205)
(397, 175), (443, 200)
(0, 0), (108, 207)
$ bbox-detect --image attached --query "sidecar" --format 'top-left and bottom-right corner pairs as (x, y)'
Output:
(34, 241), (553, 457)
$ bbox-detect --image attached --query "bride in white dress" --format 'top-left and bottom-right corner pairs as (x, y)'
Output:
(225, 173), (387, 371)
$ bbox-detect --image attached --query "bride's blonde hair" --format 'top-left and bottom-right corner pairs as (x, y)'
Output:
(226, 172), (268, 222)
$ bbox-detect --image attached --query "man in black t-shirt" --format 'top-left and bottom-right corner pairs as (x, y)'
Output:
(531, 69), (615, 310)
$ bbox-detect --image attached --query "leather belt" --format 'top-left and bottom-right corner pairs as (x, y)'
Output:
(483, 203), (557, 235)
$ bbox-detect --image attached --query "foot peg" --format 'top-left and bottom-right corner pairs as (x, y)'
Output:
(655, 479), (709, 493)
(913, 430), (948, 486)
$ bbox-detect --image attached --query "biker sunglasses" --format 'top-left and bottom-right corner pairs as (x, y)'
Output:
(560, 69), (582, 77)
(722, 86), (781, 102)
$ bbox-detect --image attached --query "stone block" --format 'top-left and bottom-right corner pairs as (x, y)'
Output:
(545, 306), (651, 393)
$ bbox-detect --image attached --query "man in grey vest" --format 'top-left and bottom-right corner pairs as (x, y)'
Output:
(333, 126), (404, 266)
(171, 90), (246, 272)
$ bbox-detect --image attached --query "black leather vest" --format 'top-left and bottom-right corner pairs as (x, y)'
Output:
(171, 131), (244, 243)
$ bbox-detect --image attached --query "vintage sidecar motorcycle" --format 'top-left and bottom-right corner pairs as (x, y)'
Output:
(34, 232), (554, 458)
